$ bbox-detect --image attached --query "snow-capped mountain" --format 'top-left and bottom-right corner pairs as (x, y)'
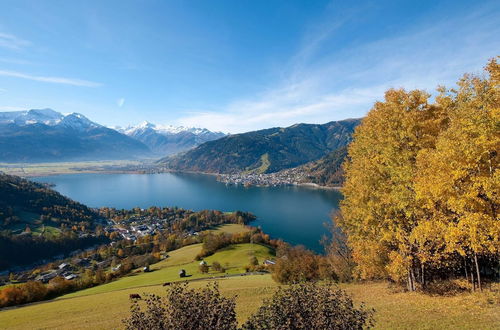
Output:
(0, 108), (102, 130)
(119, 121), (221, 136)
(0, 108), (64, 126)
(0, 109), (150, 162)
(118, 121), (226, 155)
(58, 113), (102, 131)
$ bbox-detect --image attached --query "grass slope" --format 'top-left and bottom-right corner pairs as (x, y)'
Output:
(0, 275), (277, 329)
(60, 242), (274, 299)
(1, 277), (498, 329)
(1, 241), (498, 329)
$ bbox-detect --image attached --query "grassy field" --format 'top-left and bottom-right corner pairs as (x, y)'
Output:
(59, 242), (274, 299)
(342, 282), (500, 329)
(0, 241), (498, 329)
(208, 223), (252, 234)
(0, 274), (277, 329)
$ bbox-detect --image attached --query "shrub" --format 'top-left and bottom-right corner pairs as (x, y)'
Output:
(271, 246), (322, 284)
(199, 263), (209, 273)
(242, 282), (374, 330)
(0, 286), (26, 307)
(123, 282), (237, 330)
(249, 256), (258, 266)
(21, 281), (47, 302)
(212, 261), (224, 272)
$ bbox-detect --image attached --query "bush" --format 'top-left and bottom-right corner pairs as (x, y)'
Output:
(21, 281), (47, 302)
(272, 246), (323, 284)
(249, 256), (258, 266)
(199, 263), (209, 273)
(242, 282), (374, 329)
(0, 286), (26, 307)
(212, 261), (224, 272)
(123, 282), (237, 330)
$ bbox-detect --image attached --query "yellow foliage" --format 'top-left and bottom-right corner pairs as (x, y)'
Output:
(340, 57), (499, 286)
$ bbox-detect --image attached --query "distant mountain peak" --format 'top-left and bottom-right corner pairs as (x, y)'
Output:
(58, 112), (102, 130)
(0, 108), (63, 126)
(137, 121), (155, 129)
(0, 109), (150, 162)
(121, 122), (221, 136)
(0, 109), (103, 130)
(117, 121), (226, 155)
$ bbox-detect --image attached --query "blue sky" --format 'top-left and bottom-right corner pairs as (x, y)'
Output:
(0, 0), (499, 133)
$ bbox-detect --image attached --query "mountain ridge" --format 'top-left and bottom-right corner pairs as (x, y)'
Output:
(159, 118), (361, 174)
(118, 121), (225, 155)
(0, 109), (225, 162)
(0, 109), (150, 162)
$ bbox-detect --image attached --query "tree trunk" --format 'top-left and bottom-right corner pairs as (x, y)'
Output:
(463, 257), (469, 283)
(474, 252), (482, 292)
(421, 263), (425, 289)
(411, 267), (417, 291)
(407, 267), (416, 291)
(470, 261), (475, 292)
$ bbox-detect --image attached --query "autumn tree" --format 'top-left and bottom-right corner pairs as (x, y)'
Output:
(415, 58), (500, 291)
(339, 57), (499, 291)
(339, 88), (445, 289)
(272, 246), (324, 284)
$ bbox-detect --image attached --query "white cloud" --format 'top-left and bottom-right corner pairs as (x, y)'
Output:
(0, 88), (6, 93)
(177, 3), (500, 133)
(0, 70), (102, 87)
(117, 98), (125, 107)
(0, 32), (30, 50)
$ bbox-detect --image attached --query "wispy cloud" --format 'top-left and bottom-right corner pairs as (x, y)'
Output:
(0, 57), (34, 65)
(0, 32), (30, 50)
(0, 88), (6, 93)
(0, 70), (102, 87)
(117, 98), (125, 107)
(177, 3), (500, 133)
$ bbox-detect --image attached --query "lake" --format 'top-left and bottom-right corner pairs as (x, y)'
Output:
(34, 172), (342, 253)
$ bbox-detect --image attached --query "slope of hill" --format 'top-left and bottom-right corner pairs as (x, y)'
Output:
(0, 243), (497, 329)
(0, 173), (98, 233)
(120, 121), (225, 155)
(0, 173), (103, 270)
(0, 109), (150, 162)
(160, 118), (361, 174)
(297, 146), (348, 187)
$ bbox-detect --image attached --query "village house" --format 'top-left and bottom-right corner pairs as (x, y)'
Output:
(58, 263), (70, 270)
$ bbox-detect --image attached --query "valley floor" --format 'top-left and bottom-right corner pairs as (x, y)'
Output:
(0, 160), (148, 177)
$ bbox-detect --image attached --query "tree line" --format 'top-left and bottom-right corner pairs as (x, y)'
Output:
(338, 58), (499, 291)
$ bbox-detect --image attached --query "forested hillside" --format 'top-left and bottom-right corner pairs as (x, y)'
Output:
(0, 173), (98, 233)
(297, 146), (347, 186)
(0, 173), (103, 270)
(159, 119), (360, 174)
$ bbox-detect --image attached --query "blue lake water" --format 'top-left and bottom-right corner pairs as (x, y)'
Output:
(34, 172), (342, 253)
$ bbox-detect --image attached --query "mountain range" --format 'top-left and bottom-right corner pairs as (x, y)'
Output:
(159, 118), (361, 174)
(117, 121), (225, 156)
(0, 109), (224, 162)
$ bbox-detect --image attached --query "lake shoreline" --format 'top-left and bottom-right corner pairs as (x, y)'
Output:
(33, 172), (342, 253)
(33, 170), (343, 191)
